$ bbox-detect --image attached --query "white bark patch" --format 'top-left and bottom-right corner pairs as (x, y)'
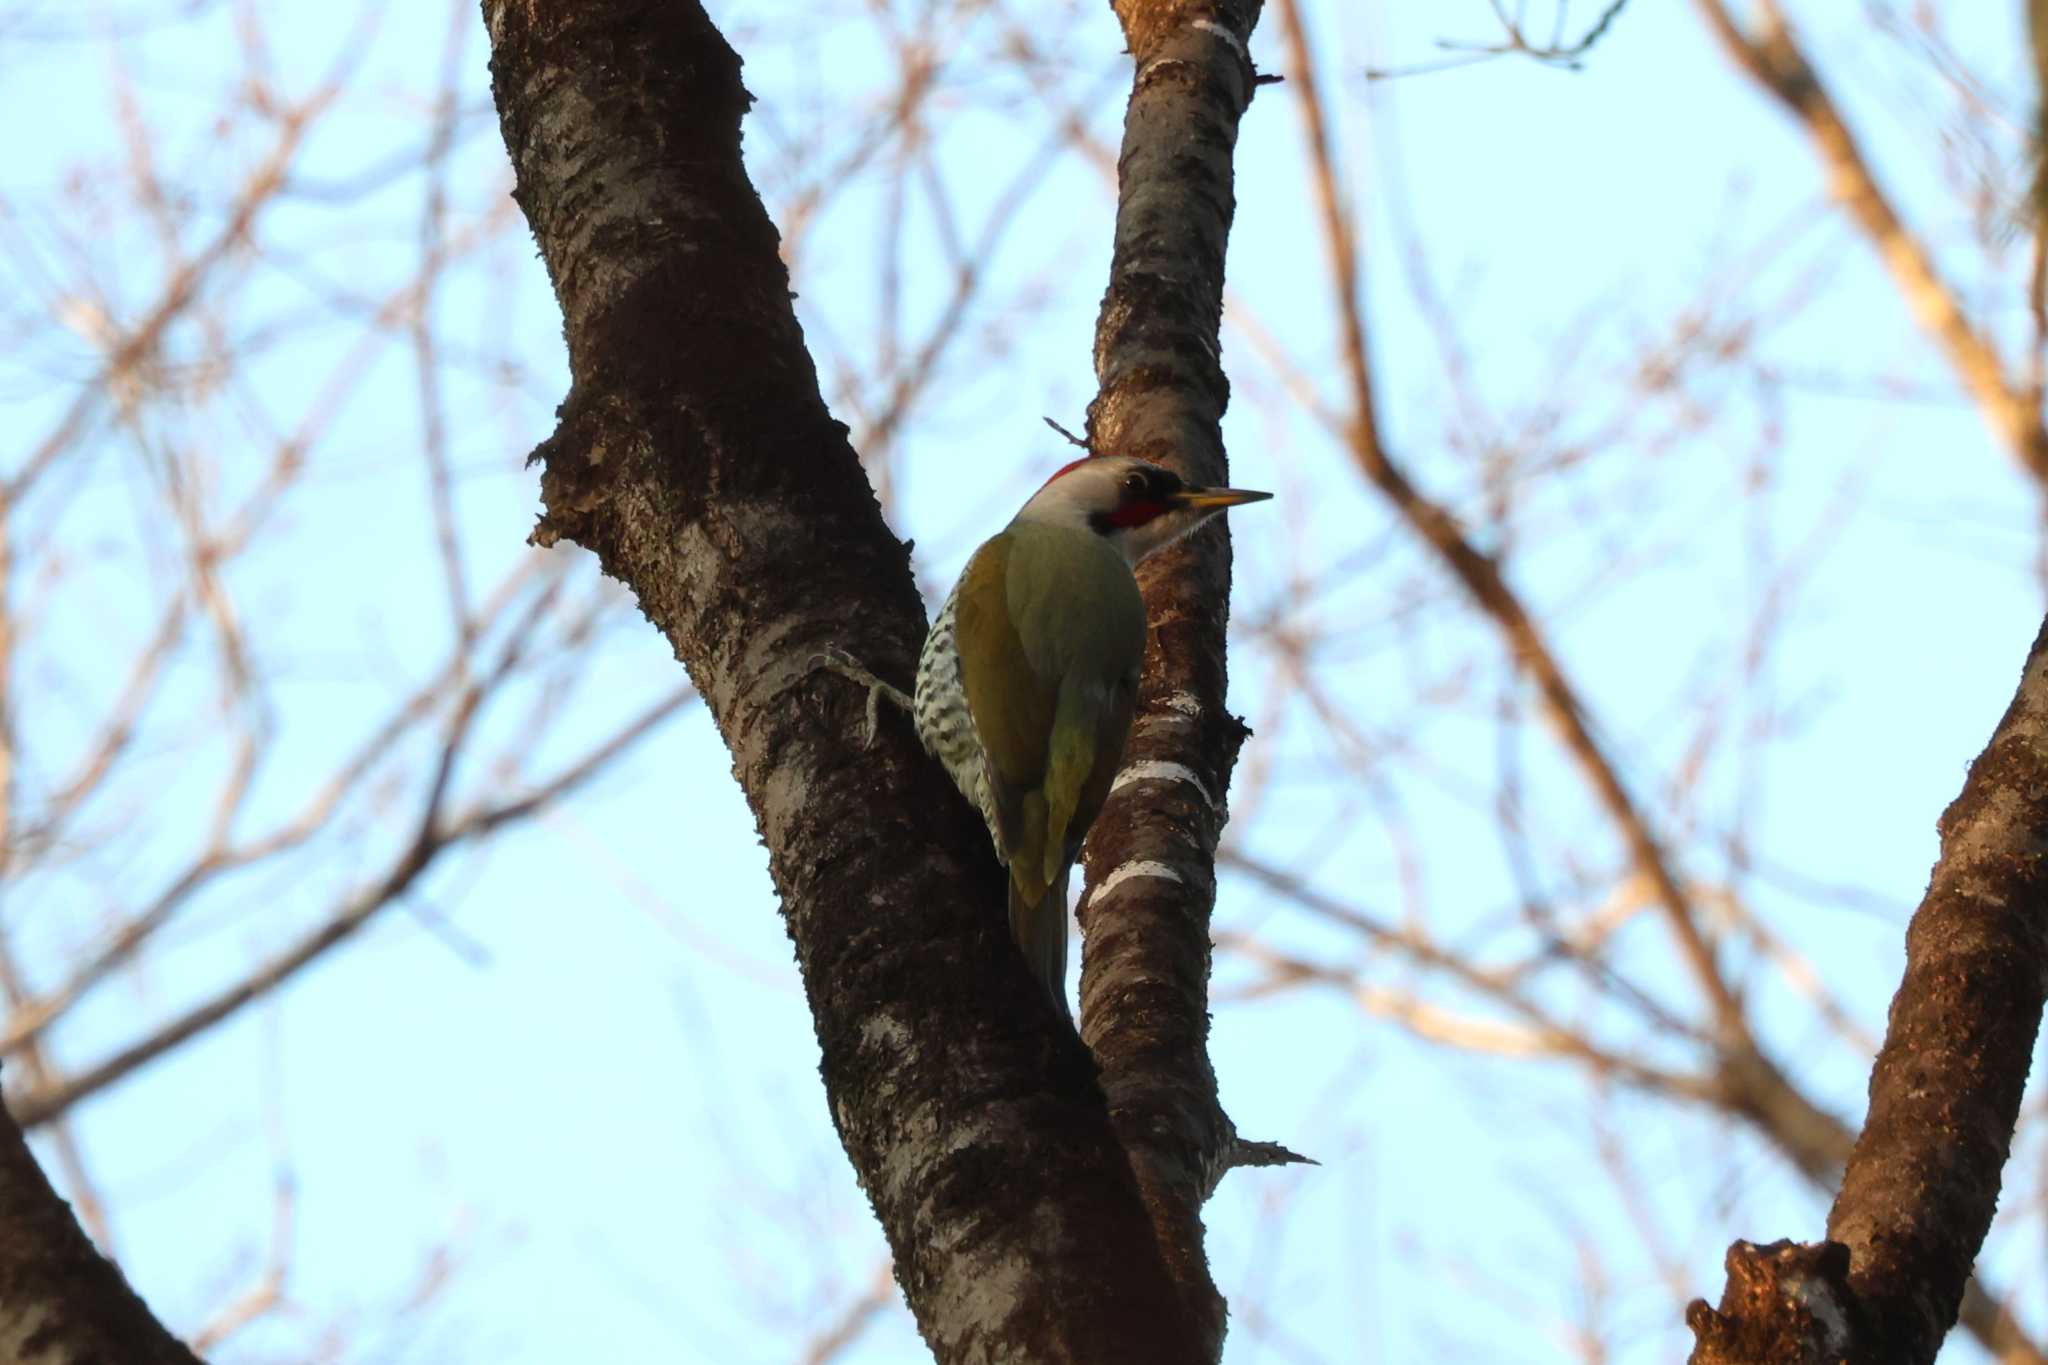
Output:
(525, 78), (696, 327)
(678, 500), (810, 724)
(1135, 56), (1201, 85)
(931, 1238), (1039, 1356)
(1952, 776), (2036, 867)
(860, 1011), (913, 1055)
(755, 761), (810, 857)
(881, 1110), (990, 1208)
(855, 1007), (981, 1206)
(1136, 691), (1201, 735)
(1787, 1276), (1853, 1355)
(1087, 859), (1184, 907)
(0, 1304), (56, 1364)
(1189, 17), (1248, 62)
(852, 1010), (915, 1116)
(1110, 759), (1214, 809)
(732, 606), (820, 713)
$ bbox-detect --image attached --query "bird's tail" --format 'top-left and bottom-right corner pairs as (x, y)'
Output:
(1008, 865), (1072, 1023)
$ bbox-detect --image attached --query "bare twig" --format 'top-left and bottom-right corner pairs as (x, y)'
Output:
(9, 686), (692, 1128)
(1693, 0), (2048, 490)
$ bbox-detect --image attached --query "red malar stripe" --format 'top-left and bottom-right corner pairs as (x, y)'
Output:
(1102, 499), (1169, 529)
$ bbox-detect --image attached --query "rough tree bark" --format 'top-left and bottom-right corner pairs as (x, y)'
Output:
(0, 1092), (205, 1364)
(1687, 615), (2048, 1364)
(479, 1), (1285, 1360)
(1075, 0), (1303, 1353)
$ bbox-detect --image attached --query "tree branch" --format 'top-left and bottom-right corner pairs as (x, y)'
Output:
(8, 688), (691, 1129)
(1269, 0), (1871, 1196)
(1077, 0), (1307, 1353)
(0, 1088), (204, 1363)
(1693, 0), (2048, 491)
(480, 2), (1226, 1358)
(1689, 615), (2048, 1364)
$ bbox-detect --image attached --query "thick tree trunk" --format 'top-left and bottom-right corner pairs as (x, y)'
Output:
(0, 1094), (204, 1364)
(478, 1), (1281, 1359)
(1688, 616), (2048, 1364)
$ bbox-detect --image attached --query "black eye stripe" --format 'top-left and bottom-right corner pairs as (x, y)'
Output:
(1123, 467), (1180, 500)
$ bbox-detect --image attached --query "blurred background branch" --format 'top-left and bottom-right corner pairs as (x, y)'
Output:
(0, 0), (2041, 1359)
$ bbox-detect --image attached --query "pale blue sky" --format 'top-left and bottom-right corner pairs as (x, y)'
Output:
(1, 0), (2041, 1361)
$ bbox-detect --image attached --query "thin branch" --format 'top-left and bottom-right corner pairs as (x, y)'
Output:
(7, 84), (333, 504)
(9, 687), (692, 1128)
(800, 1261), (897, 1365)
(1366, 0), (1633, 80)
(1692, 0), (2048, 490)
(1275, 0), (1750, 1050)
(1690, 617), (2048, 1364)
(0, 563), (555, 1058)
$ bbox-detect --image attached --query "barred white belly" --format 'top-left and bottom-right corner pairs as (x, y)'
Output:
(912, 574), (1005, 859)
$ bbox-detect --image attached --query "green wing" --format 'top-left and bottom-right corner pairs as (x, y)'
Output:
(954, 535), (1049, 872)
(955, 525), (1145, 903)
(1038, 670), (1137, 891)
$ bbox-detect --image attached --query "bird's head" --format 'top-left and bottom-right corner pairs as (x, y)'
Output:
(1016, 454), (1271, 565)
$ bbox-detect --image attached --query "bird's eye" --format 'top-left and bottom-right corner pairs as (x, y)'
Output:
(1122, 472), (1148, 498)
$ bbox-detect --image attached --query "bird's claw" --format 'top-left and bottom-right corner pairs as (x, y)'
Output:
(808, 646), (856, 673)
(809, 648), (910, 748)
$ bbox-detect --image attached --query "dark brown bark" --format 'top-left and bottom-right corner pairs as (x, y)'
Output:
(1687, 616), (2048, 1364)
(0, 1089), (204, 1364)
(480, 2), (1243, 1360)
(1077, 3), (1303, 1356)
(2035, 0), (2048, 227)
(1687, 1240), (1864, 1365)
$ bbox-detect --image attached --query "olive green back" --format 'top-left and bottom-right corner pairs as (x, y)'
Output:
(954, 523), (1146, 902)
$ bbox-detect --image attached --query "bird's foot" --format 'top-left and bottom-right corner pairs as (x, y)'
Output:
(809, 647), (913, 747)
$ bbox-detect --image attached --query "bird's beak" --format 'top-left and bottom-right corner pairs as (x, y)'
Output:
(1171, 486), (1273, 511)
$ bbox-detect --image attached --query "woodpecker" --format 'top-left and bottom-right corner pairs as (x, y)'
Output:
(823, 454), (1269, 1021)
